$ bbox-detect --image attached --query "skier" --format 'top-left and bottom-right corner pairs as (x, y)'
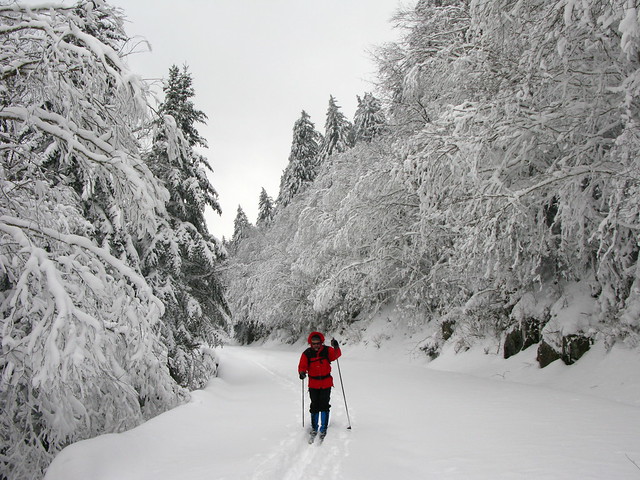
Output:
(298, 331), (341, 441)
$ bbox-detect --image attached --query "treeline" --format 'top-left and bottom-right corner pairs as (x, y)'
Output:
(0, 3), (228, 478)
(224, 0), (640, 361)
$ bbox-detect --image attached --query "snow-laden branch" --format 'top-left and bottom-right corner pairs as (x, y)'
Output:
(509, 164), (627, 200)
(0, 106), (159, 202)
(2, 106), (121, 160)
(0, 213), (178, 478)
(0, 2), (142, 92)
(0, 215), (159, 303)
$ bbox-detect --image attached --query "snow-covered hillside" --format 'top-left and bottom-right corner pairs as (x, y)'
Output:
(45, 338), (640, 479)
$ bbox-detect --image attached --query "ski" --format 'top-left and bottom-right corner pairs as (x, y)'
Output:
(308, 430), (327, 444)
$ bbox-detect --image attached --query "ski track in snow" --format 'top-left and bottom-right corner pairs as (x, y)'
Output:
(242, 347), (352, 480)
(251, 425), (351, 480)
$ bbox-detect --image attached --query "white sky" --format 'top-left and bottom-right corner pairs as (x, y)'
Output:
(107, 0), (405, 240)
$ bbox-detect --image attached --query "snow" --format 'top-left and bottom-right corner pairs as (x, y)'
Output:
(45, 334), (640, 480)
(619, 6), (640, 59)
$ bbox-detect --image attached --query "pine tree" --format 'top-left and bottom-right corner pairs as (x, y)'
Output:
(318, 95), (354, 161)
(257, 188), (275, 227)
(155, 65), (220, 226)
(231, 205), (252, 250)
(145, 65), (229, 389)
(277, 110), (322, 208)
(353, 92), (386, 143)
(159, 65), (208, 148)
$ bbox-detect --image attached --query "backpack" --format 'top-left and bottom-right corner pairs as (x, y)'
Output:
(304, 346), (331, 380)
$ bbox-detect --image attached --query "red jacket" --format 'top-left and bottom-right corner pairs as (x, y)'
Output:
(298, 332), (341, 389)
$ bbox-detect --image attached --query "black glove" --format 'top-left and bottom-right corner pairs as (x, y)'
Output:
(331, 339), (339, 349)
(299, 372), (306, 380)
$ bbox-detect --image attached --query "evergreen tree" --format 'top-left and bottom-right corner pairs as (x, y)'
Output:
(153, 65), (221, 228)
(145, 65), (229, 389)
(257, 188), (275, 227)
(231, 206), (252, 250)
(319, 95), (354, 160)
(277, 110), (322, 208)
(353, 92), (386, 143)
(159, 64), (208, 148)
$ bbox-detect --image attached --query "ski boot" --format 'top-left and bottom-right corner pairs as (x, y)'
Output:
(319, 411), (329, 441)
(308, 412), (319, 444)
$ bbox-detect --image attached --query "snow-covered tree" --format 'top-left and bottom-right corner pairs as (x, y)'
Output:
(374, 0), (476, 133)
(145, 65), (229, 389)
(0, 3), (182, 478)
(224, 198), (313, 340)
(277, 110), (322, 208)
(318, 96), (353, 160)
(225, 138), (414, 341)
(230, 206), (252, 251)
(353, 92), (386, 143)
(158, 64), (208, 148)
(257, 187), (275, 227)
(289, 110), (323, 169)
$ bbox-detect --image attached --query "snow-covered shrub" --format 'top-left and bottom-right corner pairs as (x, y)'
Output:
(168, 346), (219, 390)
(418, 336), (442, 360)
(452, 304), (510, 354)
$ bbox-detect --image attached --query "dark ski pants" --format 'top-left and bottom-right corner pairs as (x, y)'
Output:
(308, 387), (331, 413)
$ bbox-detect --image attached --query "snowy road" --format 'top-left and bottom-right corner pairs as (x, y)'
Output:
(46, 345), (640, 479)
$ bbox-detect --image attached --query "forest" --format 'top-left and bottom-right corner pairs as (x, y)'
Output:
(1, 0), (640, 479)
(227, 0), (640, 360)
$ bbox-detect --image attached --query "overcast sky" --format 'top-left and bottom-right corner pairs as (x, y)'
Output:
(107, 0), (405, 239)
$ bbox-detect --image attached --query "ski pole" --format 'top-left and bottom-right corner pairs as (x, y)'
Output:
(335, 357), (352, 430)
(301, 377), (305, 428)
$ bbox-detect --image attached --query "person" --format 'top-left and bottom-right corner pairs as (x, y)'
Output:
(298, 331), (341, 439)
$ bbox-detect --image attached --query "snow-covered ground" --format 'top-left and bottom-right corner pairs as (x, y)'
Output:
(45, 336), (640, 480)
